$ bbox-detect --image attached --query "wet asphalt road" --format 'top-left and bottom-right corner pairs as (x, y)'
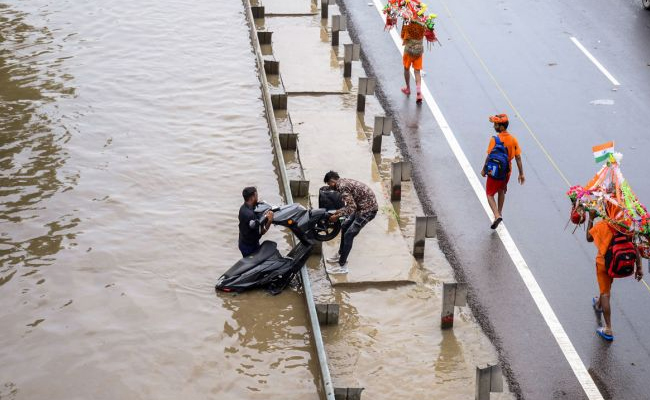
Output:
(339, 0), (650, 398)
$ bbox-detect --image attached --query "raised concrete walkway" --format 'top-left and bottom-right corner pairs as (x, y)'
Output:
(256, 0), (514, 398)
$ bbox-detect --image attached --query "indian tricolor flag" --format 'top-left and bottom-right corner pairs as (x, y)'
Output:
(592, 141), (615, 163)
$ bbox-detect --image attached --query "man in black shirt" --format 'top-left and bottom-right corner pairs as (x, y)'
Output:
(238, 186), (274, 257)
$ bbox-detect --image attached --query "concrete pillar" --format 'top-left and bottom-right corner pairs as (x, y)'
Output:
(343, 43), (360, 78)
(257, 31), (272, 45)
(290, 180), (310, 197)
(334, 388), (364, 400)
(356, 94), (366, 113)
(315, 303), (340, 325)
(441, 282), (467, 329)
(413, 215), (437, 257)
(356, 77), (376, 112)
(271, 92), (287, 110)
(390, 161), (411, 201)
(264, 59), (279, 75)
(321, 0), (329, 19)
(372, 115), (392, 153)
(331, 15), (346, 46)
(279, 132), (298, 150)
(475, 364), (503, 400)
(251, 5), (265, 19)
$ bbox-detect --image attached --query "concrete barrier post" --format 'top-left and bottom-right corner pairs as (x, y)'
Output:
(441, 282), (468, 329)
(331, 15), (340, 46)
(331, 15), (346, 47)
(372, 115), (392, 153)
(413, 215), (436, 257)
(316, 303), (340, 325)
(251, 5), (265, 19)
(343, 43), (360, 78)
(279, 132), (298, 150)
(441, 283), (457, 329)
(390, 161), (411, 201)
(357, 77), (376, 112)
(321, 0), (331, 19)
(390, 162), (402, 201)
(264, 59), (279, 75)
(257, 31), (272, 45)
(475, 364), (503, 400)
(334, 387), (364, 400)
(271, 92), (287, 110)
(290, 180), (310, 197)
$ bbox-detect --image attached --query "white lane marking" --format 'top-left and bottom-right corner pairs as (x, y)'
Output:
(371, 1), (604, 399)
(570, 37), (620, 86)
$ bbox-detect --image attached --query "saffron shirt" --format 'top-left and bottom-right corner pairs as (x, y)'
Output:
(486, 131), (522, 169)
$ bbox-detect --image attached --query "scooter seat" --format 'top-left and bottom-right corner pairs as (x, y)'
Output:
(224, 241), (280, 278)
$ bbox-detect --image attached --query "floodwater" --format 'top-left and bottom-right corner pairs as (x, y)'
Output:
(0, 0), (319, 399)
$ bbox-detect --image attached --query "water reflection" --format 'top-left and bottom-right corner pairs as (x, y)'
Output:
(0, 0), (320, 398)
(219, 292), (319, 398)
(0, 3), (77, 277)
(435, 330), (466, 383)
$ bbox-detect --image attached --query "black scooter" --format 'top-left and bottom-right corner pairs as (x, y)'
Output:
(216, 189), (342, 294)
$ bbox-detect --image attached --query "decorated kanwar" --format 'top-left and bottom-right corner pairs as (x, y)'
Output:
(383, 0), (438, 104)
(567, 141), (645, 341)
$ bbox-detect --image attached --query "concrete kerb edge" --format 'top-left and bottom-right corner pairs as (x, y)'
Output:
(333, 0), (519, 397)
(241, 1), (336, 399)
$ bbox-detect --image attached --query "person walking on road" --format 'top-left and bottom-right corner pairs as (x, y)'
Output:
(323, 171), (378, 274)
(238, 186), (273, 257)
(400, 19), (426, 104)
(586, 205), (643, 341)
(481, 114), (525, 229)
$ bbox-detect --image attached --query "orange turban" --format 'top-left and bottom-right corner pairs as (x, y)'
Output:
(489, 114), (509, 124)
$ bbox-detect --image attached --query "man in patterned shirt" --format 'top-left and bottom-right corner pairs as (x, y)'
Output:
(323, 171), (378, 274)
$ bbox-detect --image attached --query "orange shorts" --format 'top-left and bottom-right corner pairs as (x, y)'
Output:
(403, 53), (423, 70)
(596, 262), (613, 295)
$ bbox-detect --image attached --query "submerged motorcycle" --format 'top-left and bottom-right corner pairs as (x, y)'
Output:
(216, 189), (343, 294)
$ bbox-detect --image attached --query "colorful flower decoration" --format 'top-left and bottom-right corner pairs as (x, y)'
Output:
(567, 151), (650, 254)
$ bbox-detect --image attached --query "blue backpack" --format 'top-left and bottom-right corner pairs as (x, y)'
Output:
(484, 136), (510, 180)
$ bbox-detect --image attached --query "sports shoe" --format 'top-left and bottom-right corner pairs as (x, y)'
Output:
(596, 327), (614, 341)
(326, 264), (349, 275)
(326, 254), (340, 263)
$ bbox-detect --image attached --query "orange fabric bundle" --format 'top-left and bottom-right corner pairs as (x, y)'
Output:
(401, 22), (425, 41)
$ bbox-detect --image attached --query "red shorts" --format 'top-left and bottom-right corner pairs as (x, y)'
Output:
(486, 174), (510, 196)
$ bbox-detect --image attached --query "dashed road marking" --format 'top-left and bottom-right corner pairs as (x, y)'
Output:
(570, 36), (621, 86)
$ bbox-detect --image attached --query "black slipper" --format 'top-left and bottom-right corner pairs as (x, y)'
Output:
(490, 217), (503, 230)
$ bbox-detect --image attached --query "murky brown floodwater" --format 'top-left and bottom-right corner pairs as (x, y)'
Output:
(0, 1), (319, 398)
